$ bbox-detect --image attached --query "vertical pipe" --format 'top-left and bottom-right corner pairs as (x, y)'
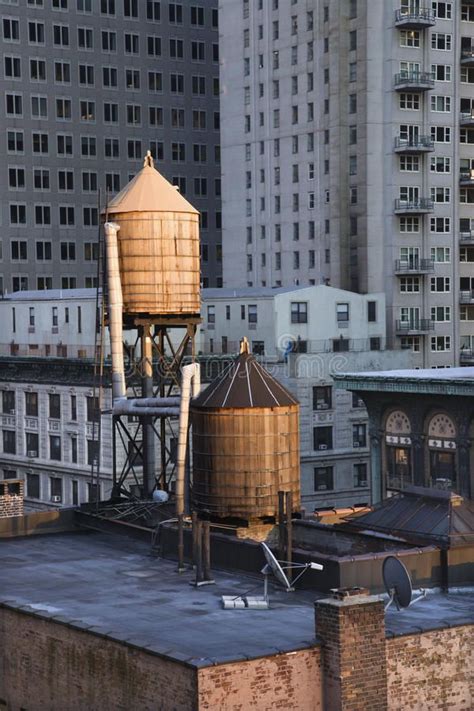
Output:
(194, 518), (203, 584)
(278, 491), (286, 563)
(177, 513), (185, 573)
(286, 491), (293, 584)
(112, 416), (117, 496)
(202, 520), (211, 581)
(141, 326), (155, 497)
(104, 222), (126, 400)
(192, 510), (199, 569)
(159, 329), (167, 490)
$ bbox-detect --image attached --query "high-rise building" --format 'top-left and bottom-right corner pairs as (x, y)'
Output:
(220, 0), (474, 368)
(0, 0), (222, 293)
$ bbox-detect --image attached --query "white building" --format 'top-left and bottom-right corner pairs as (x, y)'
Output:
(219, 0), (474, 369)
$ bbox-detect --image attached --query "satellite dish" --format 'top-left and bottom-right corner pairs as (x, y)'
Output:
(383, 556), (426, 612)
(261, 542), (292, 591)
(221, 543), (323, 610)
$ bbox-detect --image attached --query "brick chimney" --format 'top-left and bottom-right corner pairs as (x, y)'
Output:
(0, 479), (24, 519)
(315, 587), (387, 711)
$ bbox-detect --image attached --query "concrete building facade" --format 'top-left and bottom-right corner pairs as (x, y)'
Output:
(219, 0), (474, 369)
(0, 0), (222, 292)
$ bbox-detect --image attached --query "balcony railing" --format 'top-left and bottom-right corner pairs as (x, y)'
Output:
(395, 319), (434, 334)
(394, 136), (434, 152)
(394, 71), (434, 91)
(460, 349), (474, 364)
(459, 231), (474, 245)
(460, 170), (474, 185)
(394, 259), (434, 275)
(461, 49), (474, 65)
(394, 198), (434, 213)
(460, 290), (474, 304)
(394, 8), (436, 28)
(460, 111), (474, 126)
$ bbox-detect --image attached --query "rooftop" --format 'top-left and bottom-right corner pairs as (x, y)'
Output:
(0, 532), (472, 667)
(1, 288), (97, 302)
(334, 367), (474, 396)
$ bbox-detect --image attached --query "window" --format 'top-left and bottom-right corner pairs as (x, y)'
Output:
(10, 206), (26, 226)
(169, 2), (182, 23)
(349, 30), (357, 50)
(4, 55), (21, 79)
(430, 217), (450, 232)
(430, 276), (450, 292)
(83, 207), (98, 226)
(431, 306), (451, 322)
(54, 62), (71, 84)
(367, 301), (377, 322)
(6, 92), (22, 116)
(35, 204), (51, 226)
(26, 432), (39, 458)
(400, 277), (420, 292)
(313, 466), (334, 492)
(431, 246), (450, 263)
(125, 69), (140, 89)
(60, 242), (76, 261)
(50, 437), (61, 462)
(78, 26), (93, 49)
(79, 0), (93, 12)
(431, 64), (451, 82)
(147, 0), (160, 20)
(353, 424), (367, 448)
(430, 156), (450, 173)
(124, 0), (138, 17)
(336, 303), (349, 322)
(56, 98), (71, 120)
(59, 206), (75, 226)
(431, 126), (451, 143)
(28, 21), (45, 44)
(400, 30), (420, 47)
(431, 33), (451, 50)
(81, 136), (96, 157)
(52, 23), (69, 47)
(400, 155), (420, 172)
(313, 427), (333, 452)
(57, 134), (73, 156)
(431, 95), (451, 112)
(291, 302), (307, 324)
(8, 167), (25, 189)
(7, 130), (23, 154)
(349, 94), (357, 113)
(431, 336), (451, 351)
(354, 463), (368, 488)
(313, 386), (332, 410)
(431, 187), (450, 203)
(3, 18), (19, 42)
(400, 93), (420, 110)
(25, 472), (40, 499)
(2, 391), (15, 415)
(49, 393), (61, 419)
(79, 64), (94, 86)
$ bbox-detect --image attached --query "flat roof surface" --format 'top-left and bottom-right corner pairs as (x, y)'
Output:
(0, 532), (472, 667)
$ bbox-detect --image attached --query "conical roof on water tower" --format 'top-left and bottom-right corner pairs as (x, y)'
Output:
(102, 152), (201, 318)
(106, 151), (199, 216)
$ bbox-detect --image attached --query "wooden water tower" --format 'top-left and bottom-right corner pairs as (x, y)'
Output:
(104, 152), (201, 496)
(191, 339), (301, 522)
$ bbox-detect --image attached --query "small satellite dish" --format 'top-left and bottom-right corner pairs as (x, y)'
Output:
(382, 556), (426, 612)
(221, 543), (323, 610)
(261, 542), (292, 591)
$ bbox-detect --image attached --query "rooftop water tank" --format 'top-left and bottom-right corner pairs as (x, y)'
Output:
(191, 340), (301, 521)
(104, 152), (200, 317)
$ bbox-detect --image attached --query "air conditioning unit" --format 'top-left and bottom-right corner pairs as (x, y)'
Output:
(354, 442), (360, 448)
(319, 404), (329, 410)
(27, 450), (38, 458)
(318, 444), (328, 451)
(51, 495), (61, 503)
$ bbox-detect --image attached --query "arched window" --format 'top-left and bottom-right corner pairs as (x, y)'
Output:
(384, 410), (412, 490)
(427, 414), (457, 490)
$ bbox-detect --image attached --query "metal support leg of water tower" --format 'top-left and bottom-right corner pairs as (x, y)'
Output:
(141, 325), (155, 497)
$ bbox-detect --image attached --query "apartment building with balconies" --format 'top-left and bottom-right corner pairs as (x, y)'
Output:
(219, 0), (474, 368)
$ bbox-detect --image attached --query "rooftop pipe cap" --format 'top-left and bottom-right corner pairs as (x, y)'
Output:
(192, 337), (299, 410)
(104, 151), (199, 216)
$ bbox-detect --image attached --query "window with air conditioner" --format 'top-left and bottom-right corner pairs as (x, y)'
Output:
(313, 386), (332, 410)
(313, 426), (333, 451)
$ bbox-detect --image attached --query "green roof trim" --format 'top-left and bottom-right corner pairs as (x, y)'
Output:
(333, 372), (474, 397)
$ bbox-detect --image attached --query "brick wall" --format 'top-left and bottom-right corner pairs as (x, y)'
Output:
(315, 590), (388, 711)
(387, 626), (473, 711)
(0, 607), (196, 710)
(198, 649), (322, 710)
(0, 480), (24, 519)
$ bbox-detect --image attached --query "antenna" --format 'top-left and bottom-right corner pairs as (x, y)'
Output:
(221, 543), (323, 609)
(382, 556), (426, 612)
